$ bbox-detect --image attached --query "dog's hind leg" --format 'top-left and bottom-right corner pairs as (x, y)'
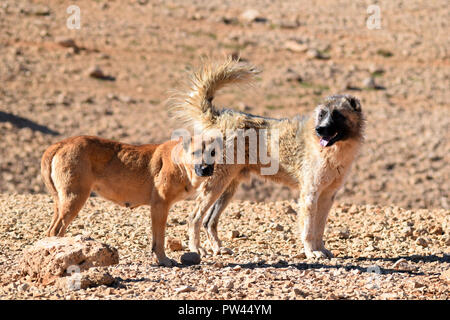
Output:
(46, 199), (59, 236)
(202, 179), (239, 255)
(49, 188), (90, 236)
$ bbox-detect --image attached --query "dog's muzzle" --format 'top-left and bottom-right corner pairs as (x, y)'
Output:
(194, 164), (214, 177)
(315, 126), (339, 147)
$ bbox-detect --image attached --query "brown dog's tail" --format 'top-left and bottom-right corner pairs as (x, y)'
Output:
(169, 56), (259, 130)
(40, 142), (62, 198)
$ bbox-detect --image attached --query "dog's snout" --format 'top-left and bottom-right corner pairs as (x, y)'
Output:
(194, 164), (214, 177)
(316, 125), (336, 137)
(315, 126), (325, 135)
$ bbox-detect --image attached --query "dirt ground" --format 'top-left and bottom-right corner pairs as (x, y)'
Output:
(0, 0), (449, 300)
(1, 194), (449, 299)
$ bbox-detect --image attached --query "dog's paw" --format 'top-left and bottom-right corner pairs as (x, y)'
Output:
(305, 248), (334, 259)
(158, 257), (177, 267)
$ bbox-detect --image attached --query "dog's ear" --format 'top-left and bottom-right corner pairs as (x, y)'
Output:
(346, 95), (361, 112)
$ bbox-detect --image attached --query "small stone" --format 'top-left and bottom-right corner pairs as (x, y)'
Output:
(167, 238), (183, 252)
(29, 5), (51, 16)
(363, 77), (377, 89)
(18, 283), (29, 292)
(306, 49), (322, 59)
(180, 252), (201, 266)
(175, 285), (196, 293)
(416, 237), (428, 247)
(271, 223), (284, 231)
(240, 9), (267, 23)
(55, 37), (77, 49)
(224, 280), (234, 290)
(212, 261), (224, 269)
(292, 253), (306, 260)
(229, 230), (240, 239)
(210, 284), (219, 293)
(337, 228), (350, 239)
(430, 226), (443, 235)
(412, 281), (425, 289)
(392, 258), (408, 269)
(293, 288), (306, 296)
(88, 66), (106, 79)
(402, 226), (414, 237)
(284, 40), (308, 53)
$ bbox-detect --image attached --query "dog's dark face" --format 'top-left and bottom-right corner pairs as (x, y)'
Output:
(189, 138), (216, 177)
(314, 95), (364, 147)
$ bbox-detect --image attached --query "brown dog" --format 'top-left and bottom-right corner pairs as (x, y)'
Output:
(41, 135), (216, 266)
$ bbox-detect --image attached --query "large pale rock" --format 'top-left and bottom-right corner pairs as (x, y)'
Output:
(20, 236), (119, 285)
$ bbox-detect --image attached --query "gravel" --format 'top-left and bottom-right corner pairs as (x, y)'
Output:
(0, 194), (448, 300)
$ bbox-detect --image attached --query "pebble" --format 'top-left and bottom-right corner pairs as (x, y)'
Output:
(363, 77), (377, 89)
(240, 9), (267, 23)
(229, 230), (240, 239)
(55, 37), (77, 49)
(18, 283), (29, 292)
(209, 284), (219, 293)
(180, 252), (201, 266)
(167, 238), (183, 252)
(415, 237), (428, 247)
(175, 285), (196, 293)
(224, 280), (234, 290)
(392, 258), (408, 269)
(284, 40), (308, 53)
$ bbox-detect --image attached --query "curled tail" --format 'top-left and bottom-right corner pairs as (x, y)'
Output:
(41, 142), (62, 198)
(169, 56), (259, 130)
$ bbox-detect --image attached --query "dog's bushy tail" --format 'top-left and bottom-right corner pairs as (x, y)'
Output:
(169, 56), (259, 130)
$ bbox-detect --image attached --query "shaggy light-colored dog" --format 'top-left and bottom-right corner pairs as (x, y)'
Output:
(171, 58), (365, 259)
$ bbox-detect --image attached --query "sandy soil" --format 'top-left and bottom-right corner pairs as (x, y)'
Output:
(0, 194), (449, 300)
(0, 0), (448, 300)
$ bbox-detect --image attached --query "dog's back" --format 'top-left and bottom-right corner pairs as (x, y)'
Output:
(42, 136), (161, 208)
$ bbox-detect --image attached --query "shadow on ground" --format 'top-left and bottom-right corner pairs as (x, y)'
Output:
(0, 111), (59, 135)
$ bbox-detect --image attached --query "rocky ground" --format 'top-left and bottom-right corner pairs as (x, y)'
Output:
(0, 0), (449, 209)
(0, 194), (448, 299)
(0, 0), (449, 300)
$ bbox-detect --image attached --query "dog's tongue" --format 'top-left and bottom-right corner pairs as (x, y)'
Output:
(320, 138), (330, 147)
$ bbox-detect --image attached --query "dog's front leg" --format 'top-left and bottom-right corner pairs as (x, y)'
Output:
(298, 188), (334, 259)
(188, 187), (224, 256)
(202, 180), (239, 255)
(150, 200), (176, 267)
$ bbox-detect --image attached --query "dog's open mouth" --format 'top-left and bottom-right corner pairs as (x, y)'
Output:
(319, 132), (338, 147)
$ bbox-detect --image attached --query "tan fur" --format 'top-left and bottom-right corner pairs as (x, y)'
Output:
(171, 59), (365, 258)
(41, 135), (214, 266)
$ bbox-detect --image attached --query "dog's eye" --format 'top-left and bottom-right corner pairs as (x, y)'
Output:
(210, 150), (216, 157)
(318, 110), (327, 119)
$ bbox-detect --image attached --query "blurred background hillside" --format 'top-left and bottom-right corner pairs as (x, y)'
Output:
(0, 0), (448, 209)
